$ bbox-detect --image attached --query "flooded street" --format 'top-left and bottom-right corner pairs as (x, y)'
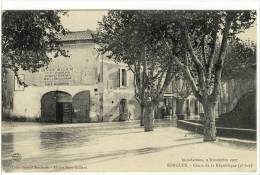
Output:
(1, 120), (256, 172)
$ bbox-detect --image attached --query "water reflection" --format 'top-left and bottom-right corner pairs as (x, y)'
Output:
(40, 130), (87, 150)
(2, 133), (14, 170)
(1, 120), (178, 172)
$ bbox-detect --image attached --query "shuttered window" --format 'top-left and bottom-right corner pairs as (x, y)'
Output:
(119, 68), (128, 88)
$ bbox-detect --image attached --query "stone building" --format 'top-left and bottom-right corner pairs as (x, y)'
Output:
(155, 80), (202, 120)
(154, 63), (256, 121)
(2, 30), (140, 123)
(168, 65), (256, 121)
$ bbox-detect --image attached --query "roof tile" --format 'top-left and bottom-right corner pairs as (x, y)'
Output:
(58, 30), (94, 41)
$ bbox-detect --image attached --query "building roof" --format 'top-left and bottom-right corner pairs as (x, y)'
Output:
(58, 30), (94, 42)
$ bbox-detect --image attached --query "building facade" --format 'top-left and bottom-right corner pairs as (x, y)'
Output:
(2, 31), (140, 123)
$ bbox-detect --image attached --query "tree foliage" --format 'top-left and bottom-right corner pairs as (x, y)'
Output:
(223, 39), (256, 80)
(95, 11), (177, 106)
(157, 10), (256, 141)
(95, 10), (256, 137)
(2, 10), (69, 85)
(94, 11), (181, 130)
(158, 10), (256, 102)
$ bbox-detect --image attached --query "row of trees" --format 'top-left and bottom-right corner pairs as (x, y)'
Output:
(94, 10), (256, 141)
(2, 10), (256, 142)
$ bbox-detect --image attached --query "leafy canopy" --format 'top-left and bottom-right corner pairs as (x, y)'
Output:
(2, 10), (69, 84)
(94, 11), (178, 105)
(157, 10), (256, 102)
(94, 10), (256, 104)
(223, 39), (256, 80)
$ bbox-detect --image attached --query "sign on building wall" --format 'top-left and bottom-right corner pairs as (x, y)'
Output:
(41, 66), (80, 86)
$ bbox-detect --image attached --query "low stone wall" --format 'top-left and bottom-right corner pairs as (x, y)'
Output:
(216, 127), (256, 141)
(177, 120), (256, 141)
(177, 120), (204, 134)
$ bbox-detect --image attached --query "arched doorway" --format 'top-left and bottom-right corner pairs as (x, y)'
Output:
(41, 91), (72, 123)
(72, 91), (91, 122)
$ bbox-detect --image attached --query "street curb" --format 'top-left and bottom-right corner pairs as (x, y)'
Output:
(217, 137), (257, 146)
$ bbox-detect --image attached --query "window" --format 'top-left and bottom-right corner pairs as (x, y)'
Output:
(122, 69), (127, 87)
(119, 68), (128, 88)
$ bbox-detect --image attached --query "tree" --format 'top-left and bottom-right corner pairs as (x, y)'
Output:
(172, 77), (192, 119)
(223, 39), (256, 80)
(94, 11), (176, 131)
(159, 10), (256, 141)
(94, 10), (256, 138)
(2, 10), (69, 85)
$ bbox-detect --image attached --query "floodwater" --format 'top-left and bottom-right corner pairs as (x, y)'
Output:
(1, 120), (256, 172)
(1, 120), (176, 172)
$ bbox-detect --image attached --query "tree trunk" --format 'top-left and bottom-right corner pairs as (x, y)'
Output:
(176, 99), (185, 120)
(140, 104), (144, 126)
(2, 71), (7, 108)
(143, 104), (155, 132)
(203, 102), (217, 142)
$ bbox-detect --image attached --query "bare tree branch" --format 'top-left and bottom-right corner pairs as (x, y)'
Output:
(211, 14), (232, 101)
(206, 19), (219, 81)
(201, 35), (207, 67)
(180, 22), (207, 95)
(152, 62), (174, 103)
(156, 69), (167, 91)
(160, 33), (200, 99)
(181, 22), (204, 69)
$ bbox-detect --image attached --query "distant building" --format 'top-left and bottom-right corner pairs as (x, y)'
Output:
(2, 30), (140, 123)
(154, 64), (256, 121)
(168, 65), (256, 121)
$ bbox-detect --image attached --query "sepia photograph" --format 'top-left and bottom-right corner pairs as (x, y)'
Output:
(1, 5), (258, 174)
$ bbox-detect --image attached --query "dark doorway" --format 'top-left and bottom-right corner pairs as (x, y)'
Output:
(62, 102), (73, 123)
(56, 102), (63, 123)
(163, 97), (173, 118)
(41, 91), (72, 123)
(55, 102), (73, 123)
(119, 99), (128, 121)
(186, 99), (190, 116)
(195, 100), (199, 115)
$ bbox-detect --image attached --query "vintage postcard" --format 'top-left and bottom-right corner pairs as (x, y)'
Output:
(1, 1), (259, 174)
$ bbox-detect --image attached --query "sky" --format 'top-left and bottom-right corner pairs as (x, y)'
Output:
(60, 10), (108, 31)
(60, 10), (257, 42)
